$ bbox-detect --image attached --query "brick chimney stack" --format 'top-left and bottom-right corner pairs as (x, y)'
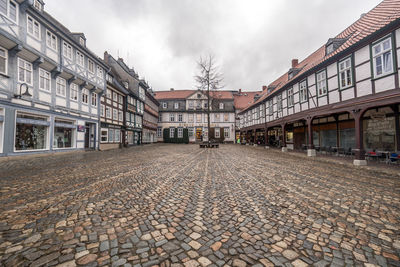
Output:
(292, 59), (299, 68)
(170, 88), (174, 91)
(239, 89), (242, 94)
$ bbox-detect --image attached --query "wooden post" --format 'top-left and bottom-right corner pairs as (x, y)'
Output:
(307, 116), (314, 149)
(334, 114), (340, 147)
(253, 129), (257, 144)
(281, 123), (287, 152)
(352, 109), (366, 165)
(393, 105), (400, 151)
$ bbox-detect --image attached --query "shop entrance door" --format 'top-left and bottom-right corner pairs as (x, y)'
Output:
(196, 128), (202, 142)
(84, 123), (96, 149)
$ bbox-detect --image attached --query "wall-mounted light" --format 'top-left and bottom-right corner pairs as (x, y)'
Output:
(14, 83), (31, 99)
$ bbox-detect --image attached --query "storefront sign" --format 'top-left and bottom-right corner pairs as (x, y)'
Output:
(55, 122), (76, 129)
(77, 125), (86, 132)
(16, 118), (50, 126)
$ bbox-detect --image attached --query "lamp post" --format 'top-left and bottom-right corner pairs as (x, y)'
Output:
(14, 83), (31, 99)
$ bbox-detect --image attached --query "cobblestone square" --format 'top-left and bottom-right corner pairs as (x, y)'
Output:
(0, 144), (399, 267)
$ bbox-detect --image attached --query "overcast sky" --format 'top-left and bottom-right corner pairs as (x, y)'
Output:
(46, 0), (382, 92)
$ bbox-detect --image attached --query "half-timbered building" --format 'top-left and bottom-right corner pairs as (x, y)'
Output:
(143, 88), (159, 144)
(0, 0), (106, 156)
(238, 0), (400, 165)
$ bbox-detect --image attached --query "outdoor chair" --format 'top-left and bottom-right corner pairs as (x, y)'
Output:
(389, 153), (400, 164)
(337, 147), (345, 157)
(345, 147), (354, 157)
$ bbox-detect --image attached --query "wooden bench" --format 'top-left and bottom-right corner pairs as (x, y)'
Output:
(199, 143), (219, 148)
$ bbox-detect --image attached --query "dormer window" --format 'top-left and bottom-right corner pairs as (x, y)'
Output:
(79, 37), (85, 47)
(325, 38), (347, 55)
(197, 93), (201, 98)
(326, 43), (334, 54)
(34, 0), (42, 11)
(288, 72), (294, 80)
(219, 103), (224, 110)
(123, 82), (128, 89)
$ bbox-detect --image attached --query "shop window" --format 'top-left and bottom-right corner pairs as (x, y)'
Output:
(101, 128), (108, 142)
(108, 128), (114, 142)
(215, 128), (220, 138)
(15, 113), (49, 151)
(53, 119), (75, 148)
(188, 127), (194, 137)
(169, 128), (175, 138)
(115, 129), (121, 142)
(339, 128), (355, 151)
(363, 116), (395, 151)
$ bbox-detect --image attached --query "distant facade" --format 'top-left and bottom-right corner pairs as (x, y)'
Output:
(238, 0), (400, 165)
(99, 70), (128, 150)
(154, 89), (236, 143)
(0, 0), (106, 156)
(104, 52), (144, 146)
(143, 88), (159, 144)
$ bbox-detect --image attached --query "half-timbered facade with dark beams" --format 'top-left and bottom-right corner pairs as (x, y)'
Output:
(104, 52), (144, 146)
(0, 0), (107, 156)
(99, 69), (128, 150)
(239, 0), (400, 165)
(143, 88), (159, 144)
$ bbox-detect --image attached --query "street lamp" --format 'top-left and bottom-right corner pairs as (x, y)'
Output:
(14, 83), (31, 99)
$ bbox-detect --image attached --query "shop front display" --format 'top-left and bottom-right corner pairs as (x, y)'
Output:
(15, 113), (49, 151)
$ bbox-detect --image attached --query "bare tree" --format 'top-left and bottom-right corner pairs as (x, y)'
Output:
(194, 54), (224, 144)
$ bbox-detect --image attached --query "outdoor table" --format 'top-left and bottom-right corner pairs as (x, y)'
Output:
(377, 151), (390, 164)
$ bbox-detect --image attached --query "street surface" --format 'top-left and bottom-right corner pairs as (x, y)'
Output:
(0, 144), (399, 266)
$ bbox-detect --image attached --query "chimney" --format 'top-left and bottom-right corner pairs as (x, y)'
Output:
(119, 58), (124, 63)
(239, 89), (242, 94)
(292, 59), (299, 68)
(170, 88), (174, 91)
(262, 85), (267, 91)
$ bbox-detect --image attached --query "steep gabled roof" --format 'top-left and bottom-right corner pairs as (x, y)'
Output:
(241, 0), (400, 113)
(154, 90), (234, 100)
(234, 91), (262, 111)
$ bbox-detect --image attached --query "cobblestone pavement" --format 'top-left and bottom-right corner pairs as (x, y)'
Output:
(0, 144), (399, 267)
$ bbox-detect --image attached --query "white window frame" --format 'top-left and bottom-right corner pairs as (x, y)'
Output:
(372, 36), (393, 78)
(18, 58), (32, 85)
(1, 0), (18, 23)
(178, 113), (183, 122)
(97, 66), (103, 78)
(338, 57), (353, 89)
(106, 106), (111, 119)
(299, 80), (308, 103)
(100, 104), (105, 117)
(157, 127), (162, 138)
(70, 83), (78, 101)
(63, 41), (72, 60)
(268, 99), (273, 114)
(55, 77), (66, 97)
(174, 102), (179, 109)
(224, 127), (229, 138)
(219, 102), (224, 110)
(39, 68), (50, 91)
(287, 87), (294, 107)
(101, 128), (108, 143)
(113, 108), (118, 120)
(316, 70), (327, 96)
(118, 110), (123, 121)
(91, 92), (97, 107)
(215, 128), (220, 138)
(188, 113), (194, 123)
(88, 59), (94, 74)
(33, 0), (42, 11)
(76, 51), (84, 67)
(27, 15), (40, 40)
(277, 94), (282, 111)
(170, 113), (175, 122)
(46, 30), (57, 51)
(0, 46), (7, 75)
(82, 88), (89, 104)
(162, 102), (167, 109)
(178, 128), (183, 138)
(169, 128), (175, 138)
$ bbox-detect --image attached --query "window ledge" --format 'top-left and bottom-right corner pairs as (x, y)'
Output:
(371, 71), (397, 81)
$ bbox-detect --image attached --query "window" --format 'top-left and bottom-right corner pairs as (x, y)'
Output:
(174, 102), (179, 109)
(100, 104), (105, 117)
(56, 77), (66, 97)
(287, 87), (294, 107)
(118, 95), (123, 104)
(123, 81), (128, 89)
(15, 113), (49, 151)
(157, 127), (162, 138)
(196, 114), (202, 122)
(18, 58), (32, 85)
(108, 129), (114, 142)
(113, 109), (117, 120)
(113, 92), (118, 102)
(101, 128), (108, 142)
(372, 37), (393, 78)
(82, 88), (89, 104)
(0, 46), (7, 75)
(326, 43), (334, 55)
(162, 102), (167, 109)
(39, 69), (50, 91)
(224, 114), (229, 122)
(219, 102), (224, 110)
(97, 66), (103, 78)
(106, 74), (113, 83)
(115, 129), (120, 142)
(338, 57), (352, 89)
(53, 119), (75, 148)
(178, 128), (183, 138)
(70, 83), (78, 101)
(196, 101), (201, 109)
(46, 31), (57, 50)
(316, 70), (327, 96)
(188, 114), (194, 123)
(0, 1), (18, 22)
(63, 42), (72, 59)
(27, 15), (40, 40)
(106, 88), (111, 99)
(277, 94), (282, 111)
(178, 113), (183, 122)
(118, 110), (123, 121)
(169, 128), (175, 138)
(91, 93), (97, 107)
(188, 101), (194, 109)
(33, 0), (42, 11)
(224, 128), (229, 138)
(215, 128), (220, 138)
(268, 99), (273, 114)
(158, 113), (162, 122)
(215, 114), (220, 122)
(170, 113), (175, 122)
(188, 127), (194, 137)
(106, 106), (111, 118)
(79, 37), (85, 46)
(299, 80), (307, 102)
(88, 59), (94, 73)
(76, 51), (84, 66)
